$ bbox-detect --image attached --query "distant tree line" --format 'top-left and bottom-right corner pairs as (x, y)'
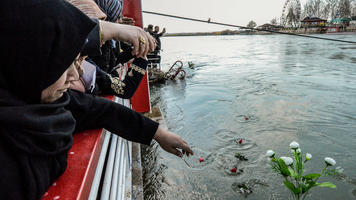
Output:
(247, 0), (355, 28)
(302, 0), (356, 19)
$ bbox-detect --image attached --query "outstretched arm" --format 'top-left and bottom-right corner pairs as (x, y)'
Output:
(67, 90), (193, 157)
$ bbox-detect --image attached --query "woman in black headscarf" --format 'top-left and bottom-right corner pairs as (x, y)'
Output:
(0, 0), (192, 199)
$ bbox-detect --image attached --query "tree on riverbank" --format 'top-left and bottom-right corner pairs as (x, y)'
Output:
(338, 0), (352, 17)
(247, 20), (257, 28)
(325, 0), (340, 18)
(352, 1), (356, 16)
(271, 18), (279, 25)
(303, 0), (326, 18)
(286, 6), (300, 27)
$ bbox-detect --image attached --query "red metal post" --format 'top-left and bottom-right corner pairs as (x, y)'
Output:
(123, 0), (151, 113)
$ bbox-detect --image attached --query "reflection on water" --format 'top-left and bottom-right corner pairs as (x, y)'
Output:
(143, 35), (356, 200)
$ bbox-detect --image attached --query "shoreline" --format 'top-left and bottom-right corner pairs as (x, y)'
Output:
(164, 29), (356, 37)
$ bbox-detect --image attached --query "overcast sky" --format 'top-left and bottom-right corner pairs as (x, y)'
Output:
(142, 0), (307, 33)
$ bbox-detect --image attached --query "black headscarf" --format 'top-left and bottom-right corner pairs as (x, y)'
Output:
(1, 0), (95, 103)
(0, 0), (95, 199)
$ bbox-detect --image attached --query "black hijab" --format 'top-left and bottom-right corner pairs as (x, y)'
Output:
(1, 0), (95, 103)
(0, 1), (95, 198)
(0, 0), (95, 199)
(0, 0), (95, 154)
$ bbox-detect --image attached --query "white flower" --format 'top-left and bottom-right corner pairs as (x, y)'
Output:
(335, 166), (344, 174)
(305, 153), (312, 160)
(296, 148), (301, 153)
(289, 141), (299, 150)
(280, 156), (294, 166)
(289, 141), (300, 149)
(325, 157), (336, 166)
(266, 150), (275, 158)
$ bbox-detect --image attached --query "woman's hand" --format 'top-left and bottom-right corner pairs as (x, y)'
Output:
(153, 126), (194, 157)
(119, 17), (135, 25)
(100, 20), (156, 57)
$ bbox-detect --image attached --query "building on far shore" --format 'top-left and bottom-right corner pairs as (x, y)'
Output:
(257, 23), (284, 31)
(300, 17), (327, 28)
(350, 16), (356, 27)
(328, 17), (352, 33)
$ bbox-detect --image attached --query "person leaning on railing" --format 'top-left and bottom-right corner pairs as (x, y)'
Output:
(67, 0), (150, 98)
(0, 1), (193, 200)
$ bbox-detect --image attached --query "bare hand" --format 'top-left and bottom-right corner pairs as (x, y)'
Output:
(100, 20), (156, 57)
(120, 17), (135, 26)
(153, 126), (194, 157)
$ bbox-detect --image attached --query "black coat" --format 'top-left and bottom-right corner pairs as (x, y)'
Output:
(0, 0), (158, 199)
(93, 56), (149, 99)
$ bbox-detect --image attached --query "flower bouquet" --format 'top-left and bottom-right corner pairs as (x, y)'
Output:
(266, 141), (341, 200)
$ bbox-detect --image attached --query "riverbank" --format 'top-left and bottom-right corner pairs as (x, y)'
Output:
(165, 27), (356, 37)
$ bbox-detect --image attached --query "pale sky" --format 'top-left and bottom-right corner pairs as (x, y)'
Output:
(142, 0), (307, 33)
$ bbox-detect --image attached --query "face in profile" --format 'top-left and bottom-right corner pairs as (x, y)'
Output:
(40, 60), (80, 103)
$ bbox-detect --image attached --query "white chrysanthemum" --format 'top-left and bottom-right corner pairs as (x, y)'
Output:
(296, 148), (301, 153)
(289, 141), (300, 149)
(325, 157), (336, 166)
(335, 166), (344, 174)
(266, 150), (275, 158)
(280, 156), (293, 166)
(306, 153), (312, 160)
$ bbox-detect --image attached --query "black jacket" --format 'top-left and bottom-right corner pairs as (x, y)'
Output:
(0, 0), (158, 199)
(93, 56), (148, 99)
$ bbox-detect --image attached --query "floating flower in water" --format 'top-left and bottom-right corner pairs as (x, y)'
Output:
(238, 139), (243, 144)
(230, 167), (237, 173)
(325, 157), (336, 166)
(266, 150), (275, 158)
(199, 157), (204, 163)
(280, 156), (293, 166)
(235, 152), (248, 161)
(245, 117), (249, 120)
(289, 141), (299, 150)
(305, 153), (312, 161)
(335, 166), (344, 174)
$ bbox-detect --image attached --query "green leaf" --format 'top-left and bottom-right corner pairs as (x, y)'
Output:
(304, 181), (317, 193)
(299, 183), (307, 193)
(278, 158), (291, 176)
(288, 168), (297, 178)
(284, 180), (297, 194)
(316, 182), (336, 188)
(303, 173), (321, 180)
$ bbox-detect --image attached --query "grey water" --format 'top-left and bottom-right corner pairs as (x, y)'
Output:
(142, 34), (356, 200)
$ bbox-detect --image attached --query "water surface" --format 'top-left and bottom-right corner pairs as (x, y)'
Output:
(143, 34), (356, 200)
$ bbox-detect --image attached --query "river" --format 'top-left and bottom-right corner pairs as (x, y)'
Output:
(142, 34), (356, 200)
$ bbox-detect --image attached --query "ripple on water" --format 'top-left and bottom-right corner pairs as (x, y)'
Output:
(329, 52), (347, 60)
(214, 129), (257, 150)
(235, 114), (259, 123)
(181, 147), (211, 169)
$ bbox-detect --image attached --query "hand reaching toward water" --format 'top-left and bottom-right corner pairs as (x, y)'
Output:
(154, 126), (194, 157)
